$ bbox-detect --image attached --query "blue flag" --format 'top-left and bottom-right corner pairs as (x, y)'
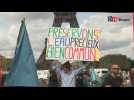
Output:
(4, 19), (40, 87)
(90, 68), (97, 82)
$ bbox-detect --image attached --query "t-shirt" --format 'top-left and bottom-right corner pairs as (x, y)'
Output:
(54, 66), (85, 87)
(60, 70), (75, 87)
(102, 74), (123, 87)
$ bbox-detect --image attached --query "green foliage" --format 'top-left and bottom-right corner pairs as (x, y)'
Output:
(2, 57), (12, 71)
(99, 55), (133, 70)
(99, 56), (111, 68)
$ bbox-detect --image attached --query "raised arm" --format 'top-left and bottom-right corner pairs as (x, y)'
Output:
(51, 61), (61, 75)
(73, 65), (86, 75)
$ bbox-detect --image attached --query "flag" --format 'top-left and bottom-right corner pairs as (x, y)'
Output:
(4, 18), (40, 87)
(90, 67), (97, 82)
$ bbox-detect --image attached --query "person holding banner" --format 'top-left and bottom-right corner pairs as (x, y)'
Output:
(51, 61), (86, 87)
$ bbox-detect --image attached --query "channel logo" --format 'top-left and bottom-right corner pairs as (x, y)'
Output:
(108, 16), (130, 22)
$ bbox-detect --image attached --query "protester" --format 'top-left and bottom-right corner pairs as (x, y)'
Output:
(51, 61), (86, 87)
(130, 67), (134, 87)
(75, 61), (89, 87)
(121, 70), (131, 87)
(102, 64), (123, 87)
(75, 72), (83, 87)
(48, 70), (61, 87)
(82, 71), (92, 87)
(0, 56), (3, 87)
(89, 68), (102, 87)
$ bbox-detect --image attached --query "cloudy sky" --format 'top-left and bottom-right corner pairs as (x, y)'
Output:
(0, 12), (133, 61)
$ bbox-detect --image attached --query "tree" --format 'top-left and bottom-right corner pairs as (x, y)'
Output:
(99, 54), (131, 70)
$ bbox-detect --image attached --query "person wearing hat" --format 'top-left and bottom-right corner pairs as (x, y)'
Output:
(51, 61), (86, 87)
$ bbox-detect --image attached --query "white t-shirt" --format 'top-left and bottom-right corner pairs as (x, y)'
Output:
(53, 66), (85, 87)
(60, 70), (75, 87)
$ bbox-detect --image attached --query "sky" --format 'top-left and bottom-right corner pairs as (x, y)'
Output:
(0, 12), (133, 61)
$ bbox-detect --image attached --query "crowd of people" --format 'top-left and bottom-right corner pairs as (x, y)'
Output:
(46, 60), (134, 87)
(1, 60), (134, 87)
